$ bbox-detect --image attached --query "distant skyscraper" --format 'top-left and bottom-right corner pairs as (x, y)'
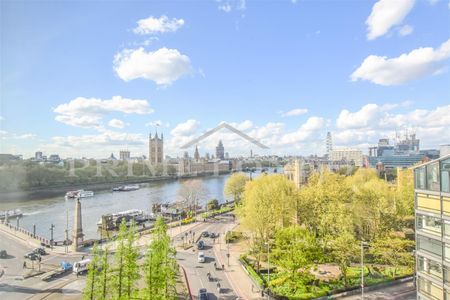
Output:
(35, 151), (43, 160)
(216, 140), (225, 160)
(149, 132), (163, 164)
(119, 150), (131, 160)
(326, 132), (333, 155)
(194, 145), (200, 162)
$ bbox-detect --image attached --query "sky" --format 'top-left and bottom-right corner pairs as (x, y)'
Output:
(1, 0), (450, 159)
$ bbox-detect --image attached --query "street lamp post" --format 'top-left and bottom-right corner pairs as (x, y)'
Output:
(361, 241), (368, 300)
(266, 241), (270, 300)
(50, 224), (55, 249)
(16, 216), (20, 228)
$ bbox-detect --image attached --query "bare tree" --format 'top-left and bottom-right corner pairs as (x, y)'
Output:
(177, 179), (208, 217)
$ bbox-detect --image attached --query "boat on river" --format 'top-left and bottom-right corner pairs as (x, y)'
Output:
(66, 190), (94, 198)
(0, 209), (23, 220)
(112, 185), (140, 192)
(97, 209), (152, 230)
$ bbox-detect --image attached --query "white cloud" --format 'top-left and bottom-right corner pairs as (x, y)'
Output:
(337, 104), (383, 129)
(218, 0), (246, 13)
(280, 117), (325, 145)
(228, 120), (254, 131)
(108, 119), (127, 129)
(351, 38), (450, 85)
(282, 108), (308, 117)
(54, 96), (153, 129)
(398, 24), (413, 36)
(113, 47), (192, 86)
(366, 0), (415, 40)
(133, 16), (184, 35)
(0, 130), (37, 140)
(219, 4), (232, 12)
(171, 119), (200, 136)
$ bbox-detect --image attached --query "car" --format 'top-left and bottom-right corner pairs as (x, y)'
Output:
(33, 247), (46, 255)
(198, 252), (205, 263)
(209, 232), (217, 238)
(24, 252), (40, 261)
(201, 231), (209, 237)
(197, 240), (205, 250)
(0, 250), (7, 258)
(198, 288), (208, 300)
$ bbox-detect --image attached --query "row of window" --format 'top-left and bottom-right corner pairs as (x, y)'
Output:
(417, 214), (450, 237)
(418, 276), (450, 300)
(415, 159), (450, 193)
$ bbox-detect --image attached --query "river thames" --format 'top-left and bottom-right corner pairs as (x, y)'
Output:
(0, 174), (234, 241)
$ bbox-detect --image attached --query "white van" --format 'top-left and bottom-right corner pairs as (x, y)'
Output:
(73, 259), (91, 274)
(198, 252), (205, 263)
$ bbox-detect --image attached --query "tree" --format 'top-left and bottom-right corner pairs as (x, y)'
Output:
(142, 217), (177, 299)
(272, 226), (322, 284)
(224, 172), (249, 203)
(237, 174), (297, 271)
(111, 220), (139, 299)
(177, 179), (207, 217)
(370, 233), (415, 279)
(329, 232), (359, 287)
(207, 199), (219, 211)
(83, 244), (100, 300)
(96, 246), (110, 300)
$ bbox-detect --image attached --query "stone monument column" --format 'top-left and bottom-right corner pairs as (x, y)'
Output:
(72, 198), (84, 251)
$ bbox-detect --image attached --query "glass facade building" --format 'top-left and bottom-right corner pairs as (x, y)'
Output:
(415, 155), (450, 300)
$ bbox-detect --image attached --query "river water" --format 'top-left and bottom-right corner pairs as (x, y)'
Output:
(0, 174), (233, 241)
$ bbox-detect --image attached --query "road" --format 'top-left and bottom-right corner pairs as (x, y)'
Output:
(174, 214), (238, 300)
(0, 228), (86, 300)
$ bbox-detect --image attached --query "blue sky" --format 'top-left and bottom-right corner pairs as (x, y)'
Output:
(1, 0), (449, 158)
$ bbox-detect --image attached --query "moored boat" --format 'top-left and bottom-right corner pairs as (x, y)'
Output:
(0, 209), (23, 220)
(112, 185), (139, 192)
(65, 190), (94, 198)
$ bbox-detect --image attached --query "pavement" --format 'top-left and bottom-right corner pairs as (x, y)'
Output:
(337, 280), (416, 300)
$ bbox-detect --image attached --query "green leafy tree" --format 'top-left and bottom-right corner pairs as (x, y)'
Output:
(207, 199), (219, 211)
(237, 174), (297, 271)
(142, 217), (177, 299)
(83, 244), (100, 300)
(224, 172), (249, 203)
(272, 226), (322, 284)
(370, 234), (415, 279)
(96, 246), (110, 300)
(329, 232), (359, 287)
(111, 220), (139, 299)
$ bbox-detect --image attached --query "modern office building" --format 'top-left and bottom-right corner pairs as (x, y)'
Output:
(414, 154), (450, 300)
(329, 148), (363, 167)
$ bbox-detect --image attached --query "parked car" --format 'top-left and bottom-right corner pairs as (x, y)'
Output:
(198, 288), (208, 300)
(0, 250), (7, 258)
(201, 231), (209, 237)
(197, 240), (205, 250)
(198, 252), (205, 263)
(209, 232), (217, 238)
(33, 247), (46, 255)
(24, 252), (40, 261)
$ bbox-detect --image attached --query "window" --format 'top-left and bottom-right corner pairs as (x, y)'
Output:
(418, 277), (443, 300)
(444, 221), (450, 239)
(418, 256), (443, 280)
(418, 235), (442, 257)
(442, 158), (450, 193)
(417, 215), (442, 236)
(416, 166), (426, 190)
(427, 163), (440, 192)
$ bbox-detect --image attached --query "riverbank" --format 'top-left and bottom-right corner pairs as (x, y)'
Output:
(0, 171), (232, 202)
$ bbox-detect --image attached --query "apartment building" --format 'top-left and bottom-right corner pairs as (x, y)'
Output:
(414, 154), (450, 300)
